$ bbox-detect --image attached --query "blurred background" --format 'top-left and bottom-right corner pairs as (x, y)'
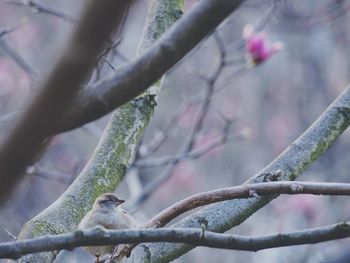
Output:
(0, 0), (350, 262)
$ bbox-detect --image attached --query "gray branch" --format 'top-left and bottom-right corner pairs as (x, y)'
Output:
(17, 1), (185, 262)
(0, 0), (131, 202)
(126, 85), (350, 262)
(0, 0), (248, 134)
(55, 0), (247, 133)
(146, 181), (350, 228)
(2, 223), (350, 260)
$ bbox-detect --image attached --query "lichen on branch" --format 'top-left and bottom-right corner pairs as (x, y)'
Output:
(126, 85), (350, 262)
(17, 1), (184, 262)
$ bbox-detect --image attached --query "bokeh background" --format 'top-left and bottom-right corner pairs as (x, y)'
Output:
(0, 1), (350, 262)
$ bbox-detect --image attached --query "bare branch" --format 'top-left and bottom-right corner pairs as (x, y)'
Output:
(17, 1), (185, 262)
(127, 31), (232, 210)
(2, 0), (247, 134)
(135, 126), (238, 168)
(138, 91), (205, 158)
(5, 0), (77, 23)
(146, 181), (350, 228)
(0, 20), (39, 77)
(27, 165), (72, 184)
(0, 0), (131, 202)
(0, 38), (38, 78)
(126, 84), (350, 262)
(53, 0), (247, 133)
(0, 19), (28, 38)
(276, 0), (347, 30)
(0, 111), (21, 128)
(0, 225), (17, 241)
(2, 223), (350, 259)
(122, 180), (350, 257)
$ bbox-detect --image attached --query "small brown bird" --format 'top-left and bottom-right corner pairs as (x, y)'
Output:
(78, 193), (137, 262)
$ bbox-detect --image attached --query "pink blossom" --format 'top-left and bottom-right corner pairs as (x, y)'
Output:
(243, 24), (283, 65)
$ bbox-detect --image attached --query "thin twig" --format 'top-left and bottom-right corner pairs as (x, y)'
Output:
(127, 32), (228, 210)
(0, 111), (21, 127)
(27, 165), (72, 184)
(135, 127), (239, 168)
(0, 0), (132, 202)
(0, 225), (17, 240)
(137, 90), (208, 158)
(53, 0), (247, 133)
(0, 39), (38, 77)
(0, 20), (38, 77)
(5, 0), (77, 23)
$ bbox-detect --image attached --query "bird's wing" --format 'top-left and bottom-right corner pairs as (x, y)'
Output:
(78, 211), (94, 229)
(121, 209), (139, 228)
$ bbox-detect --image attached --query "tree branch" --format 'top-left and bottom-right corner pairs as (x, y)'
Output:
(125, 84), (350, 262)
(0, 22), (38, 77)
(2, 223), (350, 259)
(122, 180), (350, 257)
(0, 0), (248, 134)
(0, 38), (38, 77)
(127, 31), (234, 210)
(53, 0), (247, 133)
(146, 181), (350, 228)
(17, 1), (185, 262)
(0, 0), (131, 202)
(134, 131), (237, 168)
(5, 0), (76, 23)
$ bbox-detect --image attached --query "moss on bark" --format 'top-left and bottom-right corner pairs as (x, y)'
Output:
(17, 1), (184, 262)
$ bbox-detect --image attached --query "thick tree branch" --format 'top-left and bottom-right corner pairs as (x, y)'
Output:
(17, 1), (184, 262)
(1, 0), (247, 134)
(2, 223), (350, 259)
(53, 0), (246, 133)
(126, 85), (350, 262)
(0, 0), (130, 202)
(122, 180), (350, 257)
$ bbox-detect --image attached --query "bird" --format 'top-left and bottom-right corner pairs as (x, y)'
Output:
(78, 193), (138, 262)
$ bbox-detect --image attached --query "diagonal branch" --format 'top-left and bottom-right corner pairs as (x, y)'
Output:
(0, 38), (38, 77)
(0, 0), (131, 202)
(126, 85), (350, 262)
(0, 21), (38, 77)
(17, 1), (185, 262)
(5, 0), (76, 23)
(134, 132), (237, 168)
(127, 31), (234, 210)
(0, 0), (248, 134)
(53, 0), (247, 133)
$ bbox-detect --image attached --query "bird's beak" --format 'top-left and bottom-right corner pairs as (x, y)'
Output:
(116, 199), (125, 205)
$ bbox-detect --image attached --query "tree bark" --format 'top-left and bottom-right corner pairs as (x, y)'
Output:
(16, 1), (184, 262)
(125, 85), (350, 262)
(0, 0), (130, 203)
